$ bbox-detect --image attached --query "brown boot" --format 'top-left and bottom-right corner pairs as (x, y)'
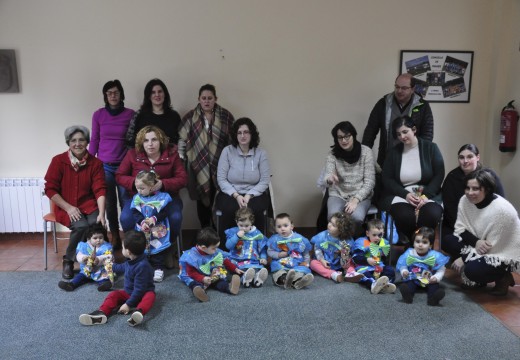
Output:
(490, 272), (515, 296)
(111, 231), (122, 250)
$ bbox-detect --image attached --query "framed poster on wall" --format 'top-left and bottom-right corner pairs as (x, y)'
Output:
(0, 49), (20, 93)
(400, 50), (473, 103)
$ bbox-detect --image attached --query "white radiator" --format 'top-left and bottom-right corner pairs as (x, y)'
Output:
(0, 178), (50, 233)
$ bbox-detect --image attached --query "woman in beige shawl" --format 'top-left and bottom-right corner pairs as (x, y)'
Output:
(179, 84), (234, 228)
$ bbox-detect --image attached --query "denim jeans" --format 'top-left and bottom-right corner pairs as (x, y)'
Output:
(103, 163), (126, 232)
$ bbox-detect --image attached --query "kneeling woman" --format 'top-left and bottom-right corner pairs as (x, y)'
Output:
(448, 169), (519, 296)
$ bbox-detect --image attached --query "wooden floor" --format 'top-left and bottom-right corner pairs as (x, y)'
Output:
(1, 231), (519, 337)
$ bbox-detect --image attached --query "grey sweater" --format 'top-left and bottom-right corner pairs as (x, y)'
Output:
(217, 145), (271, 196)
(324, 145), (376, 202)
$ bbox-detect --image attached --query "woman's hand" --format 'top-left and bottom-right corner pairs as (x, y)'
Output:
(451, 257), (464, 273)
(326, 173), (339, 186)
(236, 195), (247, 208)
(415, 195), (428, 210)
(344, 198), (359, 215)
(475, 239), (492, 255)
(95, 213), (106, 226)
(151, 179), (163, 193)
(243, 194), (252, 206)
(405, 192), (421, 207)
(67, 206), (83, 223)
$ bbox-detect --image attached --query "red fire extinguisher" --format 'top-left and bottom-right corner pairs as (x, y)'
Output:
(499, 100), (519, 152)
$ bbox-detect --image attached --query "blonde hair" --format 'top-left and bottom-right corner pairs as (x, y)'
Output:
(135, 125), (169, 153)
(329, 212), (354, 240)
(235, 207), (255, 223)
(135, 170), (159, 187)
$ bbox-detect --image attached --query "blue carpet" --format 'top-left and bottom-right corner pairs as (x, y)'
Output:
(1, 271), (518, 360)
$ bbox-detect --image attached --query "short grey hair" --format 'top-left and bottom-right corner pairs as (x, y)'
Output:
(64, 125), (90, 145)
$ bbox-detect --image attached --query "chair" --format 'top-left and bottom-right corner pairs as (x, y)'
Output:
(43, 200), (59, 270)
(215, 183), (274, 239)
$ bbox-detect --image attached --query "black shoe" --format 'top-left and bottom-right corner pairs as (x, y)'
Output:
(97, 281), (112, 292)
(79, 310), (107, 326)
(62, 257), (74, 280)
(427, 288), (445, 306)
(58, 280), (75, 292)
(398, 283), (414, 304)
(490, 272), (515, 296)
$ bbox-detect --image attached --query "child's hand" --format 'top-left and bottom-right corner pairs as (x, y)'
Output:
(235, 269), (244, 275)
(237, 230), (245, 238)
(145, 217), (156, 226)
(402, 270), (410, 279)
(320, 259), (330, 269)
(94, 257), (100, 266)
(118, 303), (130, 314)
(260, 259), (267, 265)
(429, 276), (438, 284)
(81, 256), (89, 264)
(367, 258), (377, 266)
(141, 222), (150, 232)
(203, 277), (212, 285)
(278, 251), (288, 258)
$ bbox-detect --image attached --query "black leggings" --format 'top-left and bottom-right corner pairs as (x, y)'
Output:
(389, 202), (443, 243)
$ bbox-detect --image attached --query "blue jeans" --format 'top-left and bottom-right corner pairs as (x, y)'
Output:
(103, 163), (126, 232)
(120, 194), (183, 241)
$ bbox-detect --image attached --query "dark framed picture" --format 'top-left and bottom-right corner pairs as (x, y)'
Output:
(0, 50), (20, 93)
(400, 50), (473, 103)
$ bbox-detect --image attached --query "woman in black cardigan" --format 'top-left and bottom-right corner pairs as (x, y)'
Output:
(380, 116), (445, 244)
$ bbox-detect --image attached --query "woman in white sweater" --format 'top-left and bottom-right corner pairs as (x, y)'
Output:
(324, 121), (376, 236)
(448, 169), (520, 296)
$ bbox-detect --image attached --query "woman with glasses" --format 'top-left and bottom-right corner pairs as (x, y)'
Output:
(45, 126), (106, 279)
(216, 117), (271, 244)
(89, 80), (134, 249)
(179, 84), (234, 228)
(323, 121), (375, 236)
(380, 115), (444, 245)
(116, 126), (187, 273)
(126, 78), (181, 147)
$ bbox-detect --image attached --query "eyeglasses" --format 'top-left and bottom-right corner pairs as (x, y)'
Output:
(337, 134), (352, 141)
(394, 85), (412, 91)
(106, 91), (120, 97)
(237, 130), (250, 136)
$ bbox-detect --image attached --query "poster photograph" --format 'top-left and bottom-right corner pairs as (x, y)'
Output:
(400, 50), (473, 103)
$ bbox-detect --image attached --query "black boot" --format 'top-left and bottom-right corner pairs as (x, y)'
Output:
(490, 272), (515, 296)
(111, 231), (122, 251)
(62, 256), (74, 280)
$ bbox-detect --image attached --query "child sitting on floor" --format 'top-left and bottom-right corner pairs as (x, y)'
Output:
(178, 227), (244, 302)
(310, 212), (363, 283)
(58, 223), (113, 292)
(79, 231), (155, 327)
(225, 207), (269, 288)
(267, 213), (314, 289)
(397, 227), (450, 306)
(131, 170), (172, 283)
(352, 218), (396, 294)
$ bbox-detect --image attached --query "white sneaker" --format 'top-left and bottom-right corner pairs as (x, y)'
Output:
(254, 268), (269, 287)
(370, 276), (389, 294)
(242, 268), (256, 288)
(127, 310), (143, 327)
(293, 274), (314, 289)
(153, 269), (164, 283)
(380, 282), (397, 294)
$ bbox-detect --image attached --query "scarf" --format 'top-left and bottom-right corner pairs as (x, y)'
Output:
(105, 102), (125, 116)
(332, 140), (362, 164)
(180, 104), (233, 205)
(68, 150), (88, 172)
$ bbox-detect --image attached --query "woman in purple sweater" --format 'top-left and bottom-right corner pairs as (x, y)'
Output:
(89, 80), (135, 249)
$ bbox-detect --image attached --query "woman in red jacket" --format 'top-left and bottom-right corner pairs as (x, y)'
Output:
(44, 125), (106, 280)
(116, 126), (187, 264)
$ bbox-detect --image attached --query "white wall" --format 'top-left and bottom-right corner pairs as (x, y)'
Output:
(0, 0), (518, 228)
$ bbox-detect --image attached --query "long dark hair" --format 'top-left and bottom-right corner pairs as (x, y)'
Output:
(140, 78), (172, 113)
